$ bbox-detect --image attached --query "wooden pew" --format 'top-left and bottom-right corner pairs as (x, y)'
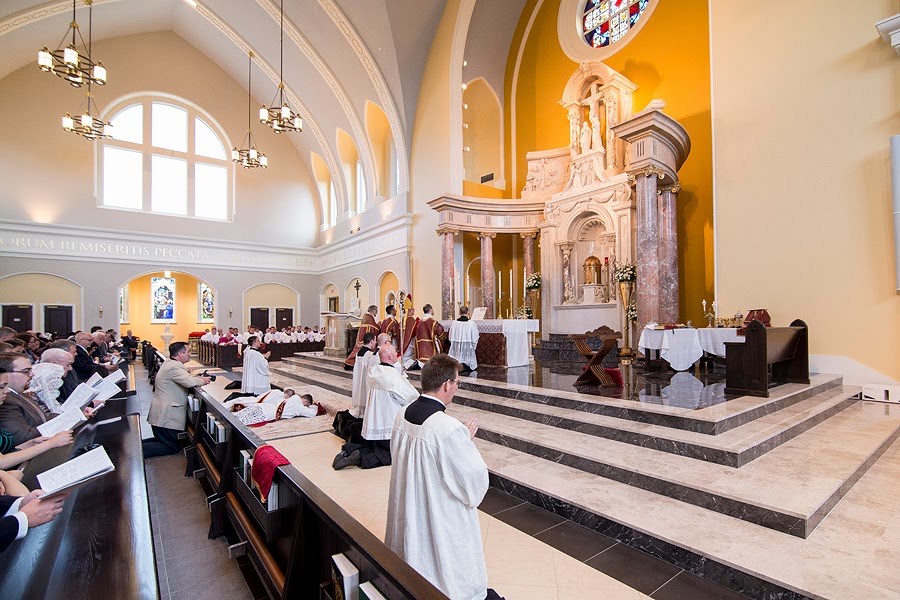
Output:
(724, 319), (809, 397)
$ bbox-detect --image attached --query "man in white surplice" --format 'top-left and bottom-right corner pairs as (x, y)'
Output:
(386, 354), (495, 600)
(361, 343), (418, 441)
(349, 332), (378, 419)
(241, 335), (271, 395)
(448, 305), (479, 372)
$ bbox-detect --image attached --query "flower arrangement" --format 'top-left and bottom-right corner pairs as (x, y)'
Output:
(625, 299), (637, 323)
(525, 272), (541, 290)
(515, 305), (533, 319)
(613, 262), (636, 283)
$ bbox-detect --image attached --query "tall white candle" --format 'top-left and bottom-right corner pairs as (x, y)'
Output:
(498, 270), (502, 295)
(509, 269), (513, 300)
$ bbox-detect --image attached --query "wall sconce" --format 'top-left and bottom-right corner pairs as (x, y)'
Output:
(164, 270), (171, 278)
(228, 307), (233, 318)
(98, 305), (104, 317)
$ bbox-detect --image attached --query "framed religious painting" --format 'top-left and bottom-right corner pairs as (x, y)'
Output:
(151, 277), (176, 323)
(198, 282), (215, 323)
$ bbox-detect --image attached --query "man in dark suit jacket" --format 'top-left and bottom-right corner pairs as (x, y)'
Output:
(0, 490), (69, 553)
(121, 330), (139, 361)
(72, 332), (109, 382)
(0, 354), (51, 445)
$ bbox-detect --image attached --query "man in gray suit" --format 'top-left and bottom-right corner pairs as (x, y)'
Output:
(142, 342), (210, 459)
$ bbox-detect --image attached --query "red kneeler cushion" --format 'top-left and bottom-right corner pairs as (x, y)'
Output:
(604, 368), (623, 387)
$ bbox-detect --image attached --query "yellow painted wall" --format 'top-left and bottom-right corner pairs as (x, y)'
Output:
(337, 129), (359, 213)
(711, 1), (899, 381)
(243, 283), (300, 329)
(0, 273), (82, 331)
(379, 271), (400, 319)
(122, 272), (206, 344)
(462, 180), (505, 198)
(506, 0), (714, 325)
(463, 78), (503, 185)
(365, 102), (394, 199)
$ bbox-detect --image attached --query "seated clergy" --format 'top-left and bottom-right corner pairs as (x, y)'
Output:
(333, 344), (418, 471)
(275, 328), (291, 343)
(226, 389), (318, 426)
(448, 305), (480, 372)
(350, 333), (378, 419)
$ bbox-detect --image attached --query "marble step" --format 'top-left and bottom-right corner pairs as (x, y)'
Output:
(450, 399), (900, 538)
(282, 356), (858, 466)
(283, 354), (846, 436)
(273, 359), (899, 538)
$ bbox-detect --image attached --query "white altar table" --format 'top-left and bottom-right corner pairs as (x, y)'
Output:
(440, 319), (539, 368)
(639, 327), (743, 371)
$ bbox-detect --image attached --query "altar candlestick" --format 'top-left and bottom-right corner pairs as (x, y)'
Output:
(712, 301), (717, 318)
(466, 275), (470, 303)
(509, 270), (513, 300)
(702, 299), (707, 313)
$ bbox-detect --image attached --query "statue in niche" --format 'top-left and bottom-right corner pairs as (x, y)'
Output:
(349, 295), (361, 316)
(589, 100), (603, 151)
(568, 112), (581, 159)
(580, 121), (592, 154)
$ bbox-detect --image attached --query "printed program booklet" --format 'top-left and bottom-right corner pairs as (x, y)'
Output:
(36, 446), (115, 498)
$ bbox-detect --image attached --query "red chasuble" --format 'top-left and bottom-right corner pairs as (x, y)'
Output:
(344, 313), (381, 368)
(414, 316), (446, 363)
(380, 317), (400, 347)
(400, 315), (419, 357)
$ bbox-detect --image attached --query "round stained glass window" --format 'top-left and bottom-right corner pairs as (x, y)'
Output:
(582, 0), (650, 49)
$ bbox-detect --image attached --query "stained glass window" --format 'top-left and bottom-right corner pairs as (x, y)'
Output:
(199, 283), (215, 323)
(582, 0), (649, 49)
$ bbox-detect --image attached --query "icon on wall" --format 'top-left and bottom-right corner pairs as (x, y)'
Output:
(151, 277), (176, 323)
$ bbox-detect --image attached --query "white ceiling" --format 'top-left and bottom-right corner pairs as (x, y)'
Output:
(1, 0), (527, 205)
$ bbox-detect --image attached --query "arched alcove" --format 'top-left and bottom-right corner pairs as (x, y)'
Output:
(377, 271), (400, 318)
(344, 277), (370, 317)
(311, 152), (335, 229)
(365, 101), (397, 200)
(243, 283), (301, 332)
(119, 270), (215, 344)
(0, 272), (83, 334)
(462, 77), (503, 189)
(337, 129), (360, 216)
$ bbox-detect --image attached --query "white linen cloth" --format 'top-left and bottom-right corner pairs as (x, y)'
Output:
(448, 319), (480, 370)
(502, 320), (533, 367)
(241, 348), (271, 395)
(386, 403), (489, 600)
(361, 363), (418, 440)
(350, 349), (378, 418)
(697, 327), (742, 357)
(639, 328), (703, 371)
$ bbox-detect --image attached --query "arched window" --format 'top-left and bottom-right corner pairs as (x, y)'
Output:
(582, 0), (650, 48)
(99, 94), (232, 221)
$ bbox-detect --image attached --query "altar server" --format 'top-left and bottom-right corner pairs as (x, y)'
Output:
(349, 333), (378, 418)
(361, 343), (418, 441)
(344, 305), (380, 370)
(385, 354), (492, 600)
(241, 336), (271, 395)
(448, 305), (479, 372)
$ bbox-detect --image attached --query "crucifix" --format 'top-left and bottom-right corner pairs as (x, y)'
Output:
(354, 279), (361, 298)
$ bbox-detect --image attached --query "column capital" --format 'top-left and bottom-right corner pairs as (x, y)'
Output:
(436, 226), (459, 236)
(477, 232), (497, 239)
(519, 230), (539, 240)
(627, 166), (667, 182)
(657, 183), (681, 196)
(557, 241), (575, 252)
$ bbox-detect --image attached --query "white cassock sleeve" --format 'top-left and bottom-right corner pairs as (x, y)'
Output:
(385, 411), (489, 600)
(241, 350), (271, 395)
(349, 352), (376, 418)
(448, 320), (480, 370)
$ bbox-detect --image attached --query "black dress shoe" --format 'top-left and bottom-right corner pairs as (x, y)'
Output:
(332, 450), (347, 469)
(333, 449), (361, 470)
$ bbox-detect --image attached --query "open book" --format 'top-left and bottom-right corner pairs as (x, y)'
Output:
(37, 406), (88, 437)
(36, 446), (115, 499)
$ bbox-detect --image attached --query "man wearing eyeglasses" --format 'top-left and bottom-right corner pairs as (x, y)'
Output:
(386, 354), (500, 600)
(0, 353), (52, 445)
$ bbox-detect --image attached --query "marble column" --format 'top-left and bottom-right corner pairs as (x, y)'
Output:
(632, 168), (663, 330)
(605, 95), (619, 170)
(479, 233), (496, 318)
(658, 184), (680, 324)
(560, 242), (576, 304)
(521, 231), (537, 312)
(439, 228), (457, 320)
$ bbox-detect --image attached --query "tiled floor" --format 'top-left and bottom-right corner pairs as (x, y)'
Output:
(136, 364), (256, 600)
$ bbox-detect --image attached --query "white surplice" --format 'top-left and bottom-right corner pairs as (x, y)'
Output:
(349, 349), (378, 418)
(361, 363), (418, 440)
(241, 348), (271, 395)
(386, 401), (489, 600)
(448, 318), (480, 370)
(229, 390), (318, 425)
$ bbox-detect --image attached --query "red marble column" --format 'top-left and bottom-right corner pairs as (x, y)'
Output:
(633, 169), (662, 330)
(479, 233), (496, 318)
(658, 184), (680, 324)
(439, 228), (457, 319)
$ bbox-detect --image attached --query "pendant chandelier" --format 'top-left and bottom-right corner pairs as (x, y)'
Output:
(258, 0), (302, 134)
(232, 52), (268, 169)
(62, 87), (112, 140)
(37, 0), (107, 88)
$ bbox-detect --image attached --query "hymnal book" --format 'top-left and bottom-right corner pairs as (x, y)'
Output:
(359, 582), (386, 600)
(92, 378), (123, 403)
(216, 423), (227, 443)
(37, 407), (87, 437)
(100, 369), (126, 386)
(84, 372), (103, 388)
(59, 383), (99, 413)
(330, 553), (359, 600)
(267, 481), (279, 511)
(36, 445), (115, 498)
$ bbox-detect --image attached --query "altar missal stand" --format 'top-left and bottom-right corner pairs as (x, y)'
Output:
(570, 330), (622, 387)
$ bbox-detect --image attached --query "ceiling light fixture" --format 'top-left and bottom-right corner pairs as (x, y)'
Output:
(232, 51), (268, 169)
(38, 0), (107, 88)
(259, 0), (302, 134)
(61, 87), (112, 140)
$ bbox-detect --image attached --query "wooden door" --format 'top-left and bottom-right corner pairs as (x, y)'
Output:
(44, 305), (73, 337)
(250, 307), (269, 331)
(275, 308), (293, 330)
(2, 305), (33, 332)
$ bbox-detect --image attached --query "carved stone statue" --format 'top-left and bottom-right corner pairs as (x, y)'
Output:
(589, 101), (603, 151)
(580, 121), (592, 154)
(568, 111), (580, 159)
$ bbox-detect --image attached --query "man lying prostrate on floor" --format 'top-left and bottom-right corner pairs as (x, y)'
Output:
(333, 343), (418, 470)
(224, 389), (318, 426)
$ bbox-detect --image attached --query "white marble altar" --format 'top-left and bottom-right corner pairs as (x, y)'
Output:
(440, 319), (539, 368)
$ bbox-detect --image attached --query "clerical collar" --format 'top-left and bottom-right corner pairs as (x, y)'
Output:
(420, 393), (446, 407)
(457, 316), (469, 321)
(380, 362), (394, 367)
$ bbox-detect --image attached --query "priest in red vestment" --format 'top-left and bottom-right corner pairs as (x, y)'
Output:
(380, 305), (401, 349)
(414, 304), (446, 367)
(344, 305), (381, 370)
(400, 308), (419, 370)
